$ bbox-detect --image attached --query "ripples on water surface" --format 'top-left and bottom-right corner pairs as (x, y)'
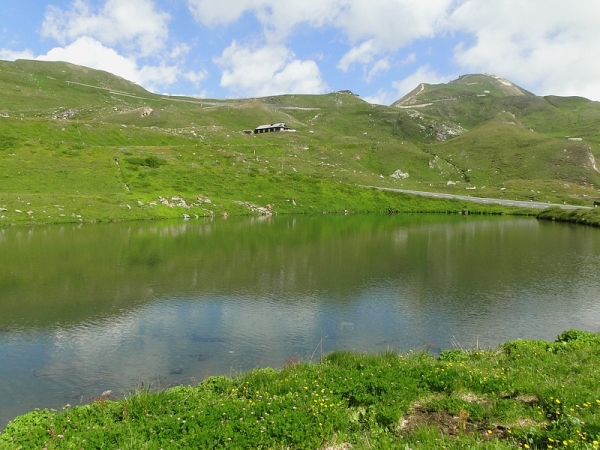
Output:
(1, 214), (599, 428)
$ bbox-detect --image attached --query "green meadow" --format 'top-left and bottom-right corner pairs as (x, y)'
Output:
(2, 60), (600, 227)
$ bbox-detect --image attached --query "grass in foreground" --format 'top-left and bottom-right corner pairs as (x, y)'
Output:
(2, 330), (600, 449)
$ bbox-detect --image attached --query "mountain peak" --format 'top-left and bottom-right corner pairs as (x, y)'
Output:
(392, 74), (533, 108)
(454, 73), (531, 97)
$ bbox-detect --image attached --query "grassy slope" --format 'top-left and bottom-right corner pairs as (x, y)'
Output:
(1, 62), (599, 227)
(0, 62), (505, 225)
(0, 61), (600, 226)
(2, 330), (600, 449)
(391, 74), (600, 204)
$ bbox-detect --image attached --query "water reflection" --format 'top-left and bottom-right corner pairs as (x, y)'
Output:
(1, 215), (599, 429)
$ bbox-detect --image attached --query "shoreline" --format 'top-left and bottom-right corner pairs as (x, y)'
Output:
(2, 330), (600, 449)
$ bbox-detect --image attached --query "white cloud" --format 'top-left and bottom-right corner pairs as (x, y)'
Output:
(38, 36), (140, 80)
(365, 58), (390, 83)
(189, 0), (456, 96)
(35, 36), (184, 92)
(449, 0), (600, 100)
(29, 0), (208, 93)
(0, 49), (35, 61)
(363, 88), (393, 106)
(190, 0), (453, 58)
(338, 40), (377, 72)
(336, 1), (452, 48)
(184, 69), (209, 87)
(189, 0), (265, 27)
(400, 53), (416, 66)
(42, 0), (170, 57)
(188, 0), (340, 34)
(170, 44), (191, 60)
(138, 64), (181, 90)
(189, 0), (452, 42)
(214, 41), (328, 97)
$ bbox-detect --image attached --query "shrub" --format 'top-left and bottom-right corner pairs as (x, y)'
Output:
(555, 329), (597, 343)
(125, 155), (166, 168)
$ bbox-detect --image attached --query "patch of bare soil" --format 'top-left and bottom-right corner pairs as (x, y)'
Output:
(399, 406), (509, 441)
(515, 394), (539, 404)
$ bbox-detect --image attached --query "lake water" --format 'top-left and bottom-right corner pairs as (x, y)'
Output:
(1, 214), (599, 429)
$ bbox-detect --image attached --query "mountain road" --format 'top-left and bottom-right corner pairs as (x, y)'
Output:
(364, 186), (593, 210)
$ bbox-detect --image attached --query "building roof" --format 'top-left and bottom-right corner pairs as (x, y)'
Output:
(255, 122), (287, 130)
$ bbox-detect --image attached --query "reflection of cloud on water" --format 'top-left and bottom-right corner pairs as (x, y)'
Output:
(49, 308), (177, 391)
(393, 229), (408, 247)
(16, 216), (600, 371)
(43, 293), (323, 395)
(219, 294), (320, 361)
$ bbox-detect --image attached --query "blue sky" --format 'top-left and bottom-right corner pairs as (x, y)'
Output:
(2, 0), (600, 104)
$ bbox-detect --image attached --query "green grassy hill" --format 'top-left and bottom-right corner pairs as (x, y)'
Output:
(1, 61), (599, 225)
(391, 73), (600, 202)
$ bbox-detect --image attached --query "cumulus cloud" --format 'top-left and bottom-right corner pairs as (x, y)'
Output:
(448, 0), (600, 100)
(190, 0), (453, 71)
(35, 37), (184, 92)
(362, 88), (393, 106)
(213, 41), (328, 97)
(0, 49), (35, 61)
(38, 37), (139, 79)
(365, 58), (391, 83)
(42, 0), (170, 57)
(400, 53), (417, 66)
(338, 40), (378, 72)
(170, 44), (191, 59)
(26, 0), (206, 93)
(189, 0), (451, 43)
(188, 0), (340, 34)
(137, 64), (182, 89)
(335, 1), (452, 52)
(184, 69), (209, 87)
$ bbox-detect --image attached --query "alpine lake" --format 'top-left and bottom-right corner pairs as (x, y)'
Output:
(1, 213), (599, 429)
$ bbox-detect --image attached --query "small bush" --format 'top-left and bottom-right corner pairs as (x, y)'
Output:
(125, 155), (166, 168)
(555, 329), (597, 343)
(502, 339), (550, 356)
